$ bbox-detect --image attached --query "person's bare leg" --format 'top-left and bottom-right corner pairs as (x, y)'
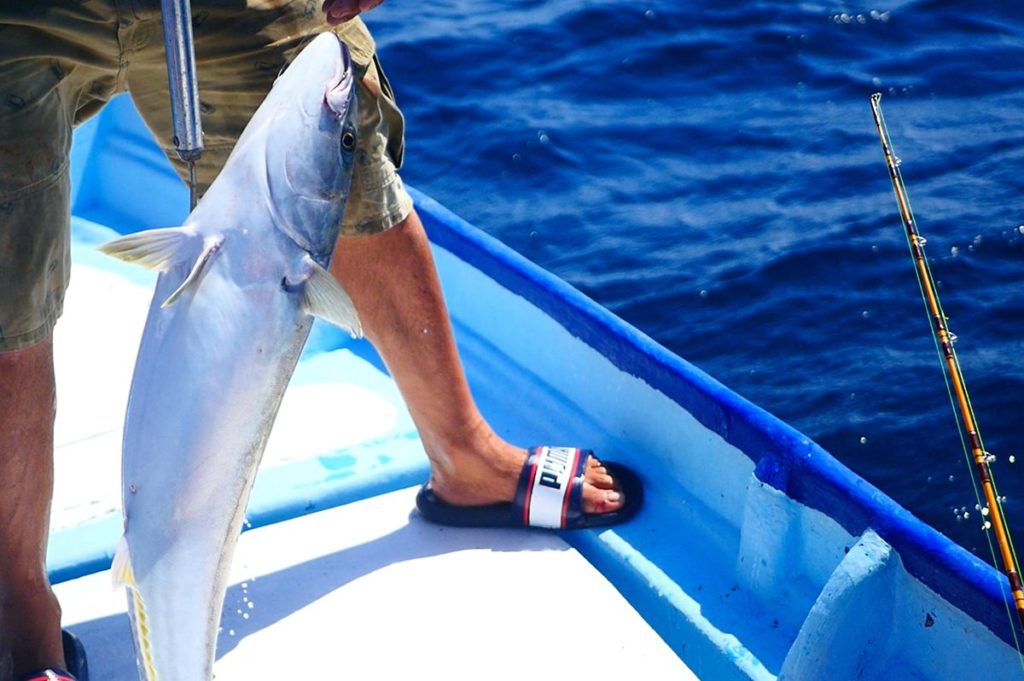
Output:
(0, 338), (66, 677)
(329, 210), (623, 514)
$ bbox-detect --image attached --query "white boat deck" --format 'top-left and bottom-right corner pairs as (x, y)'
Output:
(50, 238), (694, 679)
(56, 487), (691, 680)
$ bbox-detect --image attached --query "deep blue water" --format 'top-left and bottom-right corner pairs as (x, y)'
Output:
(365, 1), (1024, 557)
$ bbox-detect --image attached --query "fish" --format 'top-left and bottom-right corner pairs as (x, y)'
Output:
(99, 32), (362, 680)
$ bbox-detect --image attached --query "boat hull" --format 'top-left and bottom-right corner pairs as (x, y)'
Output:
(45, 95), (1021, 680)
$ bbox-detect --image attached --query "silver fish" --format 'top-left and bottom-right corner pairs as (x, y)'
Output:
(100, 33), (361, 680)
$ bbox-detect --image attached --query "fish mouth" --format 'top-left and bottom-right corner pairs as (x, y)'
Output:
(325, 42), (354, 116)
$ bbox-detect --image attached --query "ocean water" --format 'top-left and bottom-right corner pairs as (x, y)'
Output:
(364, 1), (1024, 557)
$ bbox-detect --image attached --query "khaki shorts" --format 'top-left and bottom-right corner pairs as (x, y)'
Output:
(0, 1), (413, 351)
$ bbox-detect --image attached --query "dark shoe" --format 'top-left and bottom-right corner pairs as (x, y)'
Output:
(14, 629), (90, 681)
(416, 446), (643, 529)
(62, 629), (89, 681)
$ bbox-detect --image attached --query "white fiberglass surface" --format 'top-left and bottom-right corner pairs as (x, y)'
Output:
(55, 487), (694, 680)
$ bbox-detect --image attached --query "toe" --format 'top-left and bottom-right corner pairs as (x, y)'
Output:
(582, 455), (625, 514)
(584, 486), (624, 514)
(584, 455), (617, 490)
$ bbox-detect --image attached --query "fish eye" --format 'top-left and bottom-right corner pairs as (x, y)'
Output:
(341, 129), (356, 151)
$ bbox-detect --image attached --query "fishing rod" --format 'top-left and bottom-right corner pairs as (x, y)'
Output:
(870, 92), (1024, 634)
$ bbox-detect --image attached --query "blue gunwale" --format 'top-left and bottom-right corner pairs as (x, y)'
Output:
(410, 187), (1015, 646)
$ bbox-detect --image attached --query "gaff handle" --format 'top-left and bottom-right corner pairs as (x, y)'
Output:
(161, 0), (203, 162)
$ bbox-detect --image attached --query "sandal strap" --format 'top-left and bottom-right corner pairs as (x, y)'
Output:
(514, 447), (588, 528)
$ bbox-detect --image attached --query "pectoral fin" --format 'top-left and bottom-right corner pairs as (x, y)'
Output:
(160, 237), (224, 308)
(302, 258), (363, 338)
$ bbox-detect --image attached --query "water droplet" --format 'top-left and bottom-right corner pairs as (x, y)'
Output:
(644, 9), (656, 19)
(699, 289), (709, 298)
(1010, 455), (1016, 463)
(982, 507), (990, 516)
(860, 436), (868, 444)
(983, 521), (992, 530)
(949, 475), (955, 482)
(950, 246), (959, 257)
(1018, 225), (1024, 235)
(538, 132), (550, 144)
(242, 612), (250, 620)
(862, 310), (870, 319)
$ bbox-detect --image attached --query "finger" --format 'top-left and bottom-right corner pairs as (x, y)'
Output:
(327, 8), (358, 24)
(322, 0), (359, 25)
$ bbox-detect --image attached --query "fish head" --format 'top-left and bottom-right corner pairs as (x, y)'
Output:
(261, 33), (360, 263)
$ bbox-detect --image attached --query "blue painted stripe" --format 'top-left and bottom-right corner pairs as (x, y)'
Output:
(408, 186), (1017, 645)
(48, 434), (429, 585)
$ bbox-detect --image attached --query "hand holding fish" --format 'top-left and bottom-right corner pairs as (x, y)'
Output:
(322, 0), (384, 25)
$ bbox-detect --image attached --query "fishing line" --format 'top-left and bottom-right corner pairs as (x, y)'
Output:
(870, 93), (1024, 655)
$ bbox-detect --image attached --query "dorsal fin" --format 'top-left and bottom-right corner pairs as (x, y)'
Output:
(302, 257), (363, 338)
(111, 535), (134, 590)
(99, 227), (196, 271)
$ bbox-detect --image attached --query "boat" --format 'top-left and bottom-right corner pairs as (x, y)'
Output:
(47, 94), (1020, 679)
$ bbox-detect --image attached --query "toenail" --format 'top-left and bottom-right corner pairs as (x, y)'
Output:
(607, 491), (622, 503)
